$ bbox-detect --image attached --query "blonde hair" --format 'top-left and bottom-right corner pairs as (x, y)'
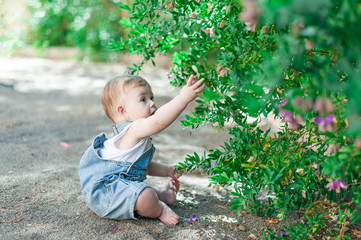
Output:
(102, 75), (151, 122)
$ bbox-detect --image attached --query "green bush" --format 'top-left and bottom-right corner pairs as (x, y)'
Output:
(110, 0), (361, 237)
(26, 0), (125, 61)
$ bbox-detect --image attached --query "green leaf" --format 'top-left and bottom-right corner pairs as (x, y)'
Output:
(119, 2), (131, 11)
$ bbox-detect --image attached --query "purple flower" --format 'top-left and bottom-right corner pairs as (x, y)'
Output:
(279, 109), (302, 130)
(279, 98), (288, 107)
(325, 115), (334, 124)
(315, 117), (323, 124)
(127, 69), (131, 74)
(326, 180), (347, 194)
(279, 109), (293, 123)
(279, 230), (290, 236)
(315, 115), (336, 132)
(166, 71), (171, 79)
(187, 215), (197, 222)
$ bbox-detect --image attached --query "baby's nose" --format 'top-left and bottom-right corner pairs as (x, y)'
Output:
(150, 100), (156, 108)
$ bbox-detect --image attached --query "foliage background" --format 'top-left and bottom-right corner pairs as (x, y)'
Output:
(1, 0), (127, 61)
(110, 0), (361, 238)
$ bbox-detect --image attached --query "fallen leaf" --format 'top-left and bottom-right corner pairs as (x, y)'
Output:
(267, 219), (278, 224)
(214, 204), (230, 210)
(238, 224), (247, 231)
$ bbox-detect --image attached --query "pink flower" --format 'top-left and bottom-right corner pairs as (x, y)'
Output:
(195, 0), (202, 3)
(60, 142), (71, 147)
(239, 0), (259, 31)
(216, 65), (229, 78)
(216, 65), (223, 72)
(294, 97), (313, 110)
(324, 144), (340, 156)
(314, 97), (334, 114)
(226, 5), (231, 13)
(164, 0), (175, 10)
(247, 157), (254, 162)
(302, 190), (306, 198)
(305, 39), (314, 51)
(218, 20), (226, 28)
(355, 138), (361, 149)
(261, 26), (268, 34)
(326, 180), (347, 194)
(201, 28), (215, 37)
(189, 12), (197, 19)
(219, 69), (228, 77)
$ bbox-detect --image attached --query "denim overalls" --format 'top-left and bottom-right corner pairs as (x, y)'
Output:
(78, 122), (155, 220)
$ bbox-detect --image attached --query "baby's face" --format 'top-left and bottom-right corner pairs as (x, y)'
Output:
(122, 85), (157, 121)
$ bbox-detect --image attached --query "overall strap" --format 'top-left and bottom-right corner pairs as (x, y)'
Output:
(112, 121), (132, 136)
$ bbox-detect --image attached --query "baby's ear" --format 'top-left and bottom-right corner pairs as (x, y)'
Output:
(116, 105), (130, 121)
(116, 105), (126, 115)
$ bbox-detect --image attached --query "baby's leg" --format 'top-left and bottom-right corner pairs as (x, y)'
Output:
(154, 179), (180, 206)
(134, 188), (179, 225)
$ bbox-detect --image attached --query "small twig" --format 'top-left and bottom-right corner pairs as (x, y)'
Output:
(337, 209), (349, 240)
(53, 184), (64, 189)
(0, 208), (18, 212)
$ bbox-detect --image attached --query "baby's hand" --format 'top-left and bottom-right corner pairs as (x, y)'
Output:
(168, 165), (184, 179)
(179, 75), (205, 103)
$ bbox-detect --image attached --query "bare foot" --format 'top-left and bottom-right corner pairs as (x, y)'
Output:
(158, 201), (179, 225)
(157, 179), (179, 206)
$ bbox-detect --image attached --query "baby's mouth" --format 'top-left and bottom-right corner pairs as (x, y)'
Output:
(150, 110), (156, 116)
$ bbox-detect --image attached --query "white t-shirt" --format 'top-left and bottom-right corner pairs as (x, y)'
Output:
(99, 123), (152, 162)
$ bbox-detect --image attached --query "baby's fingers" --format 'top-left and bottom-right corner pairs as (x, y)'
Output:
(187, 74), (196, 86)
(192, 78), (205, 88)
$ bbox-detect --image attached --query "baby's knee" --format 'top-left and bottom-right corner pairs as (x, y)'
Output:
(135, 188), (162, 218)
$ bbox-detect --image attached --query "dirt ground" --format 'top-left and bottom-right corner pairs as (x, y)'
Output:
(0, 57), (303, 240)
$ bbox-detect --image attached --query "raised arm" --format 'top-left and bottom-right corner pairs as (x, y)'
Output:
(129, 75), (205, 140)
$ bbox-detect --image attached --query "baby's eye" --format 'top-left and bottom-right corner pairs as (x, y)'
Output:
(140, 97), (146, 102)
